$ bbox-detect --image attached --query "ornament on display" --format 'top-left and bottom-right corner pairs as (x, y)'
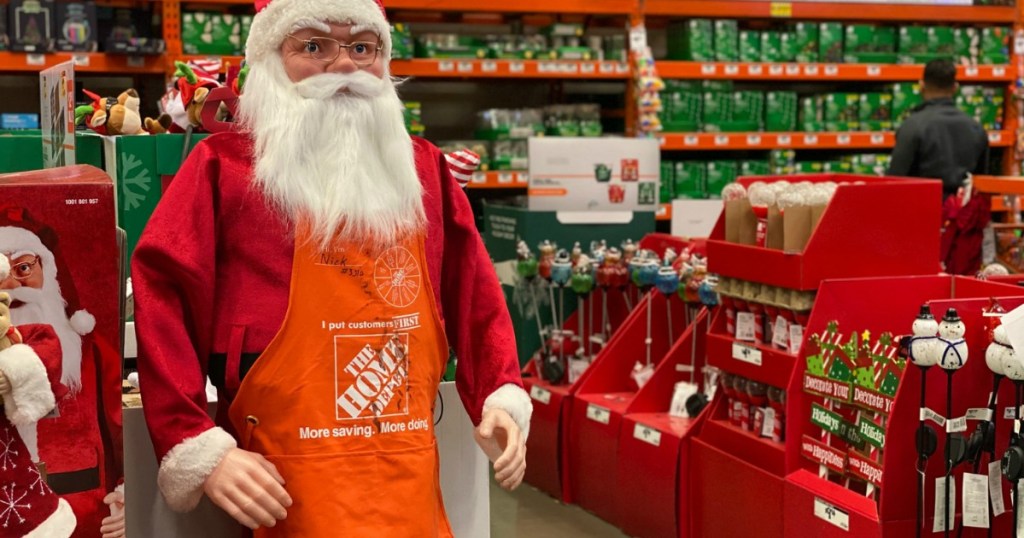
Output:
(571, 255), (595, 372)
(1000, 325), (1024, 538)
(538, 240), (559, 339)
(936, 309), (968, 538)
(629, 250), (661, 388)
(541, 250), (574, 384)
(908, 304), (939, 538)
(515, 241), (546, 357)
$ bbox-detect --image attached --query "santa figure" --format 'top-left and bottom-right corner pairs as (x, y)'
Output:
(132, 0), (531, 535)
(0, 208), (124, 537)
(0, 257), (77, 537)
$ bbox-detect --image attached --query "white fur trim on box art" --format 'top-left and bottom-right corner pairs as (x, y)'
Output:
(158, 427), (238, 512)
(483, 383), (533, 441)
(0, 344), (55, 426)
(246, 0), (391, 64)
(25, 499), (76, 538)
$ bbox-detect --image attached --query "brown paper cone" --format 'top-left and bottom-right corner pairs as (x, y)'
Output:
(809, 204), (827, 233)
(783, 205), (813, 253)
(725, 199), (758, 245)
(766, 205), (784, 250)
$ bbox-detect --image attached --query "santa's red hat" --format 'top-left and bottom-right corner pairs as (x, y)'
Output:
(0, 206), (95, 336)
(246, 0), (391, 65)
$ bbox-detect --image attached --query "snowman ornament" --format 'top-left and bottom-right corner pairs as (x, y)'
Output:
(987, 324), (1012, 378)
(937, 308), (968, 370)
(999, 325), (1024, 381)
(909, 304), (940, 368)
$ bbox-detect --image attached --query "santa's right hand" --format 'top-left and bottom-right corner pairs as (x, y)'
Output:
(203, 448), (292, 530)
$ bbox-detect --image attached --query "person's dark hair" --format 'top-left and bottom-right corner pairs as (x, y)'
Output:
(923, 59), (957, 91)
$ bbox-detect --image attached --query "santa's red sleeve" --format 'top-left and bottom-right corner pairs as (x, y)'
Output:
(430, 142), (532, 438)
(0, 324), (62, 425)
(132, 141), (237, 512)
(94, 336), (125, 489)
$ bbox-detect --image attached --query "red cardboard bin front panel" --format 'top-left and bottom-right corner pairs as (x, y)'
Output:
(692, 437), (785, 538)
(521, 376), (572, 501)
(567, 391), (634, 525)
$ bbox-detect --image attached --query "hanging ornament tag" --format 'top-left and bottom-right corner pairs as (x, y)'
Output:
(761, 407), (776, 438)
(946, 416), (968, 433)
(632, 362), (655, 388)
(989, 460), (1006, 516)
(933, 477), (956, 532)
(736, 312), (756, 341)
(966, 408), (994, 421)
(789, 324), (804, 354)
(963, 473), (990, 528)
(920, 407), (946, 427)
(1005, 406), (1017, 419)
(772, 315), (790, 349)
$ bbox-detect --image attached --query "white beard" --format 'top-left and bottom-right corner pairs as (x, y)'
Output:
(7, 284), (83, 393)
(238, 56), (425, 252)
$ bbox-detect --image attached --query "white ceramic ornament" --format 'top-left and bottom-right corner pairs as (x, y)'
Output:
(986, 325), (1010, 376)
(1003, 345), (1024, 381)
(910, 304), (939, 367)
(937, 308), (968, 370)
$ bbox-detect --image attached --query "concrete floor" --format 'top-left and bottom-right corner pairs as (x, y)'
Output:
(490, 480), (626, 537)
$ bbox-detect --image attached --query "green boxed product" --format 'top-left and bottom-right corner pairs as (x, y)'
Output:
(780, 31), (799, 62)
(674, 162), (707, 199)
(660, 161), (675, 203)
(740, 160), (772, 177)
(891, 82), (923, 124)
(851, 154), (891, 175)
(665, 80), (704, 92)
(554, 46), (596, 60)
(240, 15), (253, 54)
(706, 161), (738, 197)
(819, 22), (844, 63)
(542, 23), (585, 37)
(766, 91), (798, 132)
(761, 31), (784, 63)
(391, 23), (414, 60)
(181, 12), (212, 55)
(740, 30), (761, 62)
(797, 162), (824, 173)
(981, 27), (1010, 64)
(704, 81), (735, 92)
(898, 26), (930, 56)
(858, 93), (893, 131)
(416, 35), (489, 58)
(792, 22), (819, 62)
(732, 91), (765, 125)
(715, 19), (740, 62)
(929, 26), (955, 55)
(825, 93), (860, 123)
(668, 20), (714, 61)
(661, 90), (703, 131)
(701, 91), (733, 130)
(491, 139), (529, 170)
(212, 14), (243, 55)
(845, 24), (896, 63)
(824, 161), (853, 173)
(955, 27), (979, 63)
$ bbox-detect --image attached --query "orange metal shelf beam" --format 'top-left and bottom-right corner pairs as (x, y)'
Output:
(391, 58), (631, 79)
(642, 1), (1016, 22)
(660, 131), (1012, 151)
(974, 175), (1024, 196)
(0, 51), (166, 74)
(176, 0), (636, 12)
(465, 171), (530, 189)
(657, 61), (1015, 82)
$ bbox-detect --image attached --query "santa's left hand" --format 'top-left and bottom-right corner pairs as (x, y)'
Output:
(474, 409), (526, 491)
(100, 488), (125, 538)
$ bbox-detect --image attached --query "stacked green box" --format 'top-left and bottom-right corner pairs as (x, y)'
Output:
(824, 93), (860, 131)
(715, 19), (739, 62)
(819, 22), (844, 63)
(668, 19), (714, 61)
(674, 162), (707, 199)
(792, 22), (819, 62)
(661, 86), (703, 131)
(707, 161), (738, 197)
(929, 27), (955, 56)
(796, 162), (824, 173)
(800, 96), (825, 132)
(404, 102), (425, 136)
(780, 31), (800, 62)
(491, 140), (529, 170)
(851, 154), (891, 175)
(766, 91), (798, 132)
(740, 30), (761, 62)
(731, 91), (765, 130)
(770, 150), (796, 174)
(415, 35), (489, 58)
(660, 162), (675, 203)
(391, 23), (414, 60)
(761, 31), (785, 63)
(740, 160), (772, 177)
(182, 12), (243, 55)
(891, 82), (923, 124)
(701, 91), (733, 132)
(981, 27), (1010, 64)
(858, 93), (893, 131)
(0, 131), (103, 173)
(955, 27), (979, 63)
(844, 24), (897, 63)
(959, 85), (1005, 130)
(823, 160), (853, 173)
(897, 26), (930, 63)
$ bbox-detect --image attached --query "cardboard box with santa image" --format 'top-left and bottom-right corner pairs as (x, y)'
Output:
(0, 165), (124, 536)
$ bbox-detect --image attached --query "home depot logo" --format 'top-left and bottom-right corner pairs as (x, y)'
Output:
(335, 334), (409, 420)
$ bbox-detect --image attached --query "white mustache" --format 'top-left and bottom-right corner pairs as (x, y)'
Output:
(5, 286), (44, 305)
(294, 71), (386, 100)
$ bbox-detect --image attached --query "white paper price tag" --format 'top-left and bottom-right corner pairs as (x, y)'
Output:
(933, 477), (956, 532)
(870, 133), (886, 145)
(71, 54), (90, 67)
(966, 66), (980, 78)
(482, 61), (498, 72)
(803, 134), (819, 145)
(561, 63), (579, 74)
(947, 416), (968, 433)
(530, 385), (551, 405)
(772, 316), (790, 349)
(989, 132), (1002, 144)
(770, 64), (784, 76)
(966, 408), (995, 421)
(1004, 406), (1016, 419)
(920, 407), (946, 427)
(994, 66), (1007, 77)
(457, 61), (474, 73)
(963, 473), (990, 528)
(633, 423), (662, 447)
(990, 461), (1007, 516)
(684, 135), (699, 147)
(599, 62), (615, 74)
(438, 61), (455, 72)
(701, 63), (717, 75)
(1015, 36), (1024, 55)
(518, 173), (529, 184)
(837, 134), (851, 145)
(789, 324), (804, 355)
(746, 134), (762, 146)
(471, 172), (487, 184)
(814, 498), (849, 531)
(27, 54), (45, 66)
(539, 62), (557, 73)
(785, 64), (800, 76)
(587, 403), (611, 425)
(510, 62), (525, 73)
(725, 64), (740, 76)
(732, 342), (763, 367)
(616, 63), (630, 74)
(498, 172), (514, 184)
(735, 312), (756, 342)
(867, 65), (882, 77)
(778, 134), (792, 146)
(580, 62), (595, 74)
(714, 135), (729, 147)
(825, 65), (839, 76)
(804, 64), (819, 76)
(761, 407), (776, 438)
(747, 64), (763, 76)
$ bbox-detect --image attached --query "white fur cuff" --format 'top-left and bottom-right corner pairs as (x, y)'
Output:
(25, 499), (76, 538)
(158, 427), (237, 512)
(0, 344), (55, 425)
(483, 384), (533, 441)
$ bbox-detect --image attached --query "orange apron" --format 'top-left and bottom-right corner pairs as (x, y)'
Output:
(228, 229), (454, 537)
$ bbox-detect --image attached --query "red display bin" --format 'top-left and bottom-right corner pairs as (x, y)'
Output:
(707, 174), (942, 290)
(784, 276), (1024, 537)
(616, 308), (710, 538)
(706, 306), (796, 389)
(566, 290), (690, 526)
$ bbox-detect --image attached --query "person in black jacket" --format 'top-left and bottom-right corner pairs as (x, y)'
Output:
(888, 58), (991, 275)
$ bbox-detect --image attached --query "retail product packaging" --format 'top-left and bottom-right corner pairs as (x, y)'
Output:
(490, 139), (528, 170)
(844, 24), (896, 63)
(403, 101), (424, 136)
(55, 1), (97, 52)
(714, 19), (739, 62)
(541, 22), (584, 37)
(0, 165), (124, 538)
(701, 91), (733, 132)
(0, 114), (40, 130)
(824, 93), (860, 131)
(0, 130), (102, 171)
(0, 8), (8, 50)
(897, 25), (929, 60)
(783, 202), (813, 252)
(981, 26), (1010, 64)
(780, 31), (799, 63)
(792, 22), (819, 62)
(766, 204), (784, 250)
(955, 27), (979, 63)
(660, 161), (675, 203)
(98, 6), (164, 54)
(731, 91), (765, 128)
(760, 31), (784, 63)
(890, 82), (922, 124)
(770, 150), (796, 175)
(928, 26), (955, 56)
(766, 91), (797, 132)
(9, 0), (54, 52)
(707, 160), (737, 198)
(740, 30), (761, 62)
(390, 23), (414, 59)
(819, 22), (844, 63)
(182, 12), (242, 55)
(416, 34), (489, 58)
(799, 96), (824, 132)
(660, 89), (702, 132)
(796, 162), (824, 173)
(740, 160), (771, 177)
(823, 160), (853, 173)
(667, 19), (713, 61)
(675, 161), (707, 199)
(958, 85), (1005, 130)
(857, 93), (893, 131)
(725, 196), (757, 245)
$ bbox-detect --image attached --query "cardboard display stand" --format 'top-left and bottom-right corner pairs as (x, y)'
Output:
(784, 277), (1024, 537)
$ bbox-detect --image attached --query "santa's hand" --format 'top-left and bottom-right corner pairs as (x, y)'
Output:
(100, 488), (125, 538)
(474, 409), (526, 491)
(0, 371), (9, 396)
(203, 448), (292, 530)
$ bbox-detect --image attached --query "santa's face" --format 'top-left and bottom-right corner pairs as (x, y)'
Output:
(0, 254), (44, 293)
(280, 23), (385, 83)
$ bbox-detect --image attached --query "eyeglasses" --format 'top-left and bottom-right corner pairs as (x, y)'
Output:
(286, 35), (382, 66)
(4, 255), (40, 282)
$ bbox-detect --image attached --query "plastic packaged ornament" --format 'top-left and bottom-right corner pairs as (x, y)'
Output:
(767, 386), (786, 443)
(655, 265), (681, 296)
(747, 380), (769, 434)
(937, 308), (968, 370)
(537, 240), (556, 280)
(515, 241), (539, 280)
(551, 250), (573, 287)
(909, 304), (940, 367)
(986, 324), (1011, 376)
